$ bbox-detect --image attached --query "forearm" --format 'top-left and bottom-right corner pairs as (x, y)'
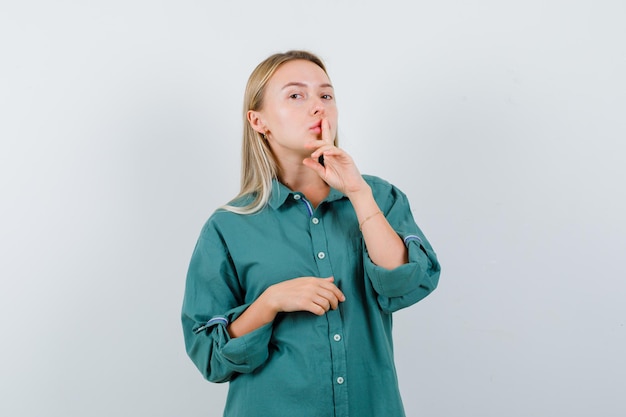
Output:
(348, 185), (408, 270)
(227, 293), (277, 338)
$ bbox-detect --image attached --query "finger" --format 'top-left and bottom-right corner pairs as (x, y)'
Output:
(309, 299), (329, 315)
(302, 156), (326, 177)
(317, 288), (340, 309)
(328, 295), (339, 310)
(319, 277), (346, 302)
(310, 144), (336, 160)
(313, 296), (331, 312)
(332, 288), (346, 303)
(321, 118), (333, 145)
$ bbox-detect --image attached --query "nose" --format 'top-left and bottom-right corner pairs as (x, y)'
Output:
(311, 97), (325, 115)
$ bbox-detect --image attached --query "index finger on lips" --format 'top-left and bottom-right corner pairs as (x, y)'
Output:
(321, 118), (333, 145)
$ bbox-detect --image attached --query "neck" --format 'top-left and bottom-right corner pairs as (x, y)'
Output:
(277, 159), (330, 208)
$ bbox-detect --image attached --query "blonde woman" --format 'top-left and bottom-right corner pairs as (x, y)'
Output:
(182, 50), (441, 417)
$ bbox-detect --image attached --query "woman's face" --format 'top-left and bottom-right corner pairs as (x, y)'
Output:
(249, 59), (338, 161)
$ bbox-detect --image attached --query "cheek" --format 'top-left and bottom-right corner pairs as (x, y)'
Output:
(327, 108), (339, 128)
(274, 107), (298, 125)
(327, 103), (338, 118)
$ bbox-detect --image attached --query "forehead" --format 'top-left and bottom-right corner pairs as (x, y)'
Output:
(268, 59), (331, 89)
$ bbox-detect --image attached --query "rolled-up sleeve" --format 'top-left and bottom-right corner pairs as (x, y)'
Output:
(181, 221), (273, 382)
(363, 179), (441, 313)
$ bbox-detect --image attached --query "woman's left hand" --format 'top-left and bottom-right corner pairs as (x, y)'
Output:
(303, 119), (368, 196)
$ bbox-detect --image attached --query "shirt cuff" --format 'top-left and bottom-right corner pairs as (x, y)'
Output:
(220, 321), (273, 371)
(196, 305), (273, 375)
(365, 238), (435, 298)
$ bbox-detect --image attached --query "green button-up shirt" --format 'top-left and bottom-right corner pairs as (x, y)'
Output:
(182, 175), (441, 417)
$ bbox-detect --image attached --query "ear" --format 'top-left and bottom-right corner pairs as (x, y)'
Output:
(247, 110), (267, 135)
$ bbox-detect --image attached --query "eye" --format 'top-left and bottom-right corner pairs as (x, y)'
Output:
(289, 93), (303, 99)
(321, 94), (333, 100)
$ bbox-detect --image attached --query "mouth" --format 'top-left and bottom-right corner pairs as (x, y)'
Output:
(309, 121), (322, 135)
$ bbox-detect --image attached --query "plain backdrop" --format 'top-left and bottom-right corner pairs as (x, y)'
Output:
(1, 1), (625, 416)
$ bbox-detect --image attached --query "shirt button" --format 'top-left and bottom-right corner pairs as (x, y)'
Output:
(317, 252), (326, 259)
(312, 217), (319, 225)
(336, 377), (344, 384)
(333, 334), (341, 341)
(293, 194), (301, 200)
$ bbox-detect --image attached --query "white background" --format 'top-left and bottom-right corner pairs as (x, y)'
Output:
(1, 1), (625, 416)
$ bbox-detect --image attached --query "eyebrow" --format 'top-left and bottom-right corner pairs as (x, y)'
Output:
(281, 82), (334, 90)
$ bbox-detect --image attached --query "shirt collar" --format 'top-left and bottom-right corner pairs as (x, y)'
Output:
(268, 179), (346, 209)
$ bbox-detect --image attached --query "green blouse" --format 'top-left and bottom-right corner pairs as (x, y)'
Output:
(182, 175), (441, 417)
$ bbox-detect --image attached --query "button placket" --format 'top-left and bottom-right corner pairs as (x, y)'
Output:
(302, 198), (348, 414)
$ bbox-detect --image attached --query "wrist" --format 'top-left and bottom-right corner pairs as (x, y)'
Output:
(258, 288), (281, 318)
(345, 181), (372, 203)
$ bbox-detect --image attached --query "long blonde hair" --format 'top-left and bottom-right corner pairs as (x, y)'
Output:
(222, 50), (334, 214)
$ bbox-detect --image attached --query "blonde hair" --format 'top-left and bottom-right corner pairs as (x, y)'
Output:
(222, 50), (335, 215)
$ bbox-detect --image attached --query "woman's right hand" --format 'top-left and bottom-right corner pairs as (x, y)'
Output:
(263, 276), (345, 316)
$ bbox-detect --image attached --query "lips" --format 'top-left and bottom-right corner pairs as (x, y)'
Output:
(309, 121), (322, 135)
